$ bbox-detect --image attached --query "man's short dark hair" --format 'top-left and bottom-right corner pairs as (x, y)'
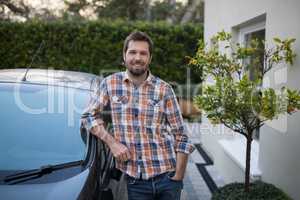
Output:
(123, 31), (153, 56)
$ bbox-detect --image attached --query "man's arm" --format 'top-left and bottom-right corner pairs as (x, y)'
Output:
(164, 85), (195, 180)
(82, 78), (130, 162)
(90, 124), (131, 162)
(172, 152), (189, 180)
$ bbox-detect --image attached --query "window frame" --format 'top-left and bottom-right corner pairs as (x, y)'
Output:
(238, 21), (266, 140)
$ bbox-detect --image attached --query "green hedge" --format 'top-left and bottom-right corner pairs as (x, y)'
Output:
(0, 20), (203, 83)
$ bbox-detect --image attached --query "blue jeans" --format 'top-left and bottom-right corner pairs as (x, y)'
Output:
(126, 171), (183, 200)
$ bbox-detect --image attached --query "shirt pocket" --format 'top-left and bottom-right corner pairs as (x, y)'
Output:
(146, 98), (164, 127)
(111, 95), (129, 124)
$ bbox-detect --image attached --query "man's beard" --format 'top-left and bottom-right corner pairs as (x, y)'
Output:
(128, 67), (147, 77)
(127, 61), (149, 77)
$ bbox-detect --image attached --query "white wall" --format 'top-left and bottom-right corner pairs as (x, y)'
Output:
(259, 1), (300, 199)
(203, 0), (300, 199)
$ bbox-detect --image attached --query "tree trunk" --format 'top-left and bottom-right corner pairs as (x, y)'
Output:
(144, 0), (151, 21)
(244, 133), (253, 192)
(180, 0), (202, 24)
(166, 0), (176, 24)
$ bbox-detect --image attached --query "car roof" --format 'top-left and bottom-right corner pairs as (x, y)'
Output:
(0, 69), (100, 90)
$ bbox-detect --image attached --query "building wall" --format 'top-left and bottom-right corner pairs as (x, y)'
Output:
(203, 0), (300, 199)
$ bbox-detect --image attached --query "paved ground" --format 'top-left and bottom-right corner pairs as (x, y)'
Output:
(181, 122), (226, 200)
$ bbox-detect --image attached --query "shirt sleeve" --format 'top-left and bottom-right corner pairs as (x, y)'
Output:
(164, 85), (195, 154)
(81, 77), (110, 131)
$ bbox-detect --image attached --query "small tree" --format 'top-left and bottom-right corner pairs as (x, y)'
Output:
(189, 31), (300, 192)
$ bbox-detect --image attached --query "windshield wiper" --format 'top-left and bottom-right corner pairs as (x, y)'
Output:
(4, 160), (83, 184)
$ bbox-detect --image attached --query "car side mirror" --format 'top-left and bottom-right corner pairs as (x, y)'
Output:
(80, 123), (88, 145)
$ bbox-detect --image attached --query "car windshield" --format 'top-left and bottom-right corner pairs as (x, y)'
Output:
(0, 82), (90, 171)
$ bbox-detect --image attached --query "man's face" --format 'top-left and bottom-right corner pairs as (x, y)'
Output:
(124, 40), (152, 77)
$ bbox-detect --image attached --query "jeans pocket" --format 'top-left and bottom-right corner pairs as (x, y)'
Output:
(166, 171), (184, 190)
(167, 171), (182, 182)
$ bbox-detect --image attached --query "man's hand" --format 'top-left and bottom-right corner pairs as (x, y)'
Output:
(170, 173), (184, 181)
(90, 124), (131, 162)
(110, 141), (131, 162)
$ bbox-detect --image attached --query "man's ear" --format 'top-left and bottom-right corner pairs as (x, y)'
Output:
(123, 52), (126, 63)
(122, 54), (126, 65)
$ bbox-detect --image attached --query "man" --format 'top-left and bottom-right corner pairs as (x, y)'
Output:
(83, 31), (194, 200)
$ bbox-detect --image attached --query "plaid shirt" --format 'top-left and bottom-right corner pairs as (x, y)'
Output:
(83, 71), (194, 179)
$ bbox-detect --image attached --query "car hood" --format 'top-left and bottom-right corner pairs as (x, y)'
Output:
(0, 168), (89, 200)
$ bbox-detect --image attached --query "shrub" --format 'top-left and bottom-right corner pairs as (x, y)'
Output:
(0, 20), (203, 84)
(212, 181), (293, 200)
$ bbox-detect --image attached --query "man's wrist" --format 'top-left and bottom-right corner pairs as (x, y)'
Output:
(101, 131), (116, 148)
(99, 130), (108, 140)
(91, 125), (111, 144)
(173, 171), (184, 180)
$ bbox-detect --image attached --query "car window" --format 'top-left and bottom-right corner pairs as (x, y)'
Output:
(0, 83), (90, 171)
